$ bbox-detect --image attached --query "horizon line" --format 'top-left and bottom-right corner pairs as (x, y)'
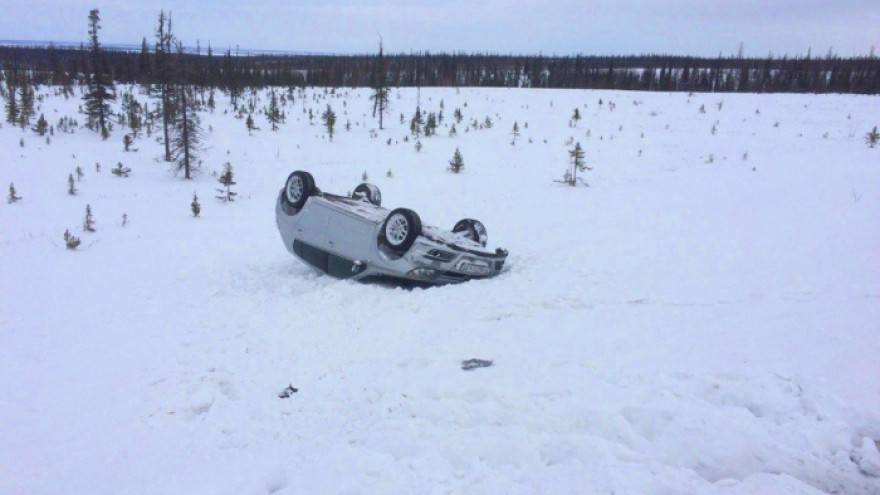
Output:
(0, 39), (874, 60)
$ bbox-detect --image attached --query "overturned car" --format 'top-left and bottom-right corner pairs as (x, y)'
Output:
(275, 171), (508, 285)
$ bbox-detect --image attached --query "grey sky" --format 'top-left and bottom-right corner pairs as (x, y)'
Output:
(6, 0), (879, 57)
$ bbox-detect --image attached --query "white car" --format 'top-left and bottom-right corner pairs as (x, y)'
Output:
(275, 171), (509, 285)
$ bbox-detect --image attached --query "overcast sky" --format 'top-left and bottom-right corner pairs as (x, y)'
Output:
(4, 0), (880, 57)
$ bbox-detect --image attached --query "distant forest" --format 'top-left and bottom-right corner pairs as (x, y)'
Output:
(1, 44), (879, 94)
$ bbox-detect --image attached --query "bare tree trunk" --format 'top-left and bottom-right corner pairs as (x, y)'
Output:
(162, 86), (171, 161)
(181, 89), (190, 179)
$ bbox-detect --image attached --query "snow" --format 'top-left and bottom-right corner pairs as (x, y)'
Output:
(1, 85), (879, 495)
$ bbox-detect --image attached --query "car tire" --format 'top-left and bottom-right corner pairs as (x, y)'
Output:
(453, 218), (488, 247)
(352, 183), (382, 206)
(283, 171), (316, 209)
(382, 208), (421, 253)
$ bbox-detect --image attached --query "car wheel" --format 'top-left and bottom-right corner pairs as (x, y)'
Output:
(453, 218), (488, 247)
(382, 208), (421, 253)
(283, 171), (315, 209)
(352, 183), (381, 206)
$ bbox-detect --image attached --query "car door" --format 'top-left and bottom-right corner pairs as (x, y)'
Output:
(295, 200), (331, 247)
(291, 200), (334, 271)
(326, 210), (374, 263)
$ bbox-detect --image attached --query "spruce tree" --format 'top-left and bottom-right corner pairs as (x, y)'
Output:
(215, 162), (237, 202)
(32, 114), (48, 135)
(17, 80), (35, 129)
(170, 83), (202, 179)
(267, 91), (282, 131)
(152, 11), (175, 161)
(511, 121), (520, 144)
(138, 37), (152, 86)
(448, 148), (464, 173)
(370, 39), (390, 129)
(322, 105), (337, 141)
(64, 230), (81, 250)
(8, 183), (22, 204)
(83, 204), (96, 232)
(111, 161), (131, 177)
(4, 80), (17, 125)
(121, 91), (143, 138)
(424, 112), (437, 137)
(68, 173), (77, 195)
(410, 107), (424, 138)
(565, 142), (590, 186)
(867, 126), (880, 148)
(83, 9), (115, 139)
(191, 192), (201, 216)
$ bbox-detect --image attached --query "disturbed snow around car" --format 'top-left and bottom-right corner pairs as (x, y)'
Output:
(1, 86), (879, 495)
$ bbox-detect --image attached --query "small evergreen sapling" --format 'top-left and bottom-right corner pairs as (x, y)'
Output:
(8, 183), (22, 203)
(866, 126), (879, 148)
(76, 166), (84, 181)
(558, 142), (590, 186)
(64, 229), (81, 250)
(83, 204), (96, 232)
(267, 91), (282, 131)
(448, 148), (465, 173)
(424, 112), (437, 136)
(68, 173), (77, 195)
(410, 107), (424, 138)
(322, 105), (336, 141)
(33, 114), (48, 135)
(111, 162), (131, 177)
(511, 121), (520, 144)
(215, 162), (237, 202)
(571, 108), (581, 127)
(191, 192), (201, 217)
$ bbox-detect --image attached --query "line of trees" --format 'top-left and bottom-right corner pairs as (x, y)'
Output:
(27, 9), (204, 178)
(1, 43), (879, 95)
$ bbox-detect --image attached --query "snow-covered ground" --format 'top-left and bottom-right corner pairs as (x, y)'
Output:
(1, 85), (879, 495)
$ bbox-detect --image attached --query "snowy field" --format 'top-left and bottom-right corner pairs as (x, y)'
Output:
(2, 85), (879, 495)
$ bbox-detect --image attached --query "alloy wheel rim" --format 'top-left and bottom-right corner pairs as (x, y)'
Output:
(386, 214), (409, 246)
(287, 176), (303, 202)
